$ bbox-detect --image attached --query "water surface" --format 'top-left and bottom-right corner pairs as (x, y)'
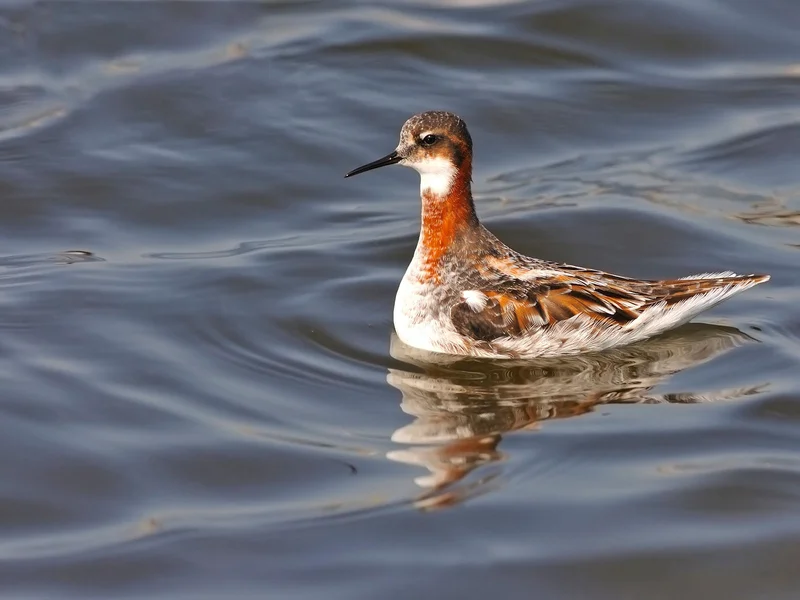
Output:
(0, 1), (798, 598)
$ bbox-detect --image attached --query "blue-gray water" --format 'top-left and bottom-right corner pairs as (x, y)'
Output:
(0, 2), (798, 598)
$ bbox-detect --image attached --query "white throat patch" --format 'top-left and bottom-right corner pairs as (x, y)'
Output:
(405, 156), (456, 196)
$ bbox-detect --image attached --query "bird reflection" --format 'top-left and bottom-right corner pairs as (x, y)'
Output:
(386, 324), (757, 510)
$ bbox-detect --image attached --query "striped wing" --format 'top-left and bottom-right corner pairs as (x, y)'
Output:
(450, 267), (768, 343)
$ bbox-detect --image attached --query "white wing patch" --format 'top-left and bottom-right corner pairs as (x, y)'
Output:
(678, 271), (738, 280)
(461, 290), (488, 312)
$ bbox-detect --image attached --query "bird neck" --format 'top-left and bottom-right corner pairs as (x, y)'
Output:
(414, 158), (477, 282)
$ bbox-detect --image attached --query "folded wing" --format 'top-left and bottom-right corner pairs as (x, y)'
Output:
(451, 266), (768, 343)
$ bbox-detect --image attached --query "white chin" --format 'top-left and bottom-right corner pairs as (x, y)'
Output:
(407, 157), (456, 196)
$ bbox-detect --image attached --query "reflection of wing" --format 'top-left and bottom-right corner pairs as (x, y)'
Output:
(387, 323), (760, 505)
(451, 259), (767, 343)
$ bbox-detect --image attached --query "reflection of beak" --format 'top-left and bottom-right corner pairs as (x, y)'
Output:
(345, 150), (402, 178)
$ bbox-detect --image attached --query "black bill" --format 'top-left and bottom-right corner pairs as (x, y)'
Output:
(345, 151), (402, 178)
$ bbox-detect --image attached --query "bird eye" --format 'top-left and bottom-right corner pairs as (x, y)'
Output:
(421, 134), (438, 146)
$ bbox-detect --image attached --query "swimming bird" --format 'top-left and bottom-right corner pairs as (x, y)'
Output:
(345, 111), (769, 359)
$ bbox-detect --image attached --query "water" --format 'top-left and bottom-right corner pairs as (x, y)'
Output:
(0, 1), (798, 598)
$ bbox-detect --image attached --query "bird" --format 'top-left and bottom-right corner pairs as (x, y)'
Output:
(345, 111), (769, 359)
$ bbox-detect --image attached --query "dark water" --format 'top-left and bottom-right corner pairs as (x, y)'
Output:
(0, 1), (798, 598)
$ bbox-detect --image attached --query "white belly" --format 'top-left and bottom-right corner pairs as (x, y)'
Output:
(393, 274), (466, 355)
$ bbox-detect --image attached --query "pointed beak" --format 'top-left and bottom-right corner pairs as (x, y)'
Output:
(345, 151), (402, 178)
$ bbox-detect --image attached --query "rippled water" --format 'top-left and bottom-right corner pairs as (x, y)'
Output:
(0, 1), (798, 598)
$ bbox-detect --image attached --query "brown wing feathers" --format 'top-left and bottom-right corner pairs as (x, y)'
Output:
(451, 268), (767, 343)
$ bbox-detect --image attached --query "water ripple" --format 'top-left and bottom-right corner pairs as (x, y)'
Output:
(0, 0), (798, 597)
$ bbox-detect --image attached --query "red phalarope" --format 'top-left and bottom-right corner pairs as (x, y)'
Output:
(345, 111), (769, 359)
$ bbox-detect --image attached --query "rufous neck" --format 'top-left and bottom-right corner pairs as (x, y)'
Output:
(413, 159), (477, 279)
